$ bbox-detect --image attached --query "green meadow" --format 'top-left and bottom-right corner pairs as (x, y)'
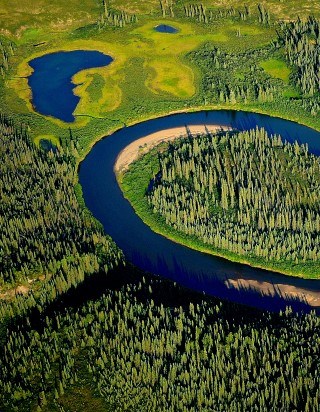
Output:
(1, 0), (319, 165)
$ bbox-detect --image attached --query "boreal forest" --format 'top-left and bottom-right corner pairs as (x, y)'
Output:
(144, 128), (320, 276)
(1, 1), (320, 411)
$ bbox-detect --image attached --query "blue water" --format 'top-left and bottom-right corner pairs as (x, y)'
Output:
(28, 50), (113, 122)
(154, 24), (178, 33)
(40, 139), (58, 153)
(79, 110), (320, 312)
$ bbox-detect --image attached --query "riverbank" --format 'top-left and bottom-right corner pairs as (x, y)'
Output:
(114, 124), (231, 173)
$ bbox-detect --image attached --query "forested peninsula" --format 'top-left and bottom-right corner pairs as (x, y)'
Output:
(121, 128), (320, 278)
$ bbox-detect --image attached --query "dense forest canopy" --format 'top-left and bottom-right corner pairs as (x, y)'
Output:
(280, 17), (320, 97)
(0, 115), (122, 322)
(1, 274), (320, 411)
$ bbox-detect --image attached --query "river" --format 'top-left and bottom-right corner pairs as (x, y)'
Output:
(79, 109), (320, 312)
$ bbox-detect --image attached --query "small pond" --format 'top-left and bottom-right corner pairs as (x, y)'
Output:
(40, 139), (58, 153)
(154, 24), (179, 33)
(28, 50), (113, 122)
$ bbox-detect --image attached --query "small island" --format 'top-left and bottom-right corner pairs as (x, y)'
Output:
(120, 127), (320, 278)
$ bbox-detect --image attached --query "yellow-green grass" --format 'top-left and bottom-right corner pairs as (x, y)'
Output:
(107, 0), (161, 15)
(260, 58), (291, 83)
(92, 0), (320, 22)
(73, 67), (123, 117)
(228, 25), (264, 36)
(131, 20), (229, 48)
(145, 57), (195, 98)
(178, 0), (320, 21)
(0, 0), (100, 35)
(34, 134), (60, 148)
(2, 0), (320, 37)
(131, 19), (275, 54)
(283, 86), (301, 98)
(6, 18), (275, 128)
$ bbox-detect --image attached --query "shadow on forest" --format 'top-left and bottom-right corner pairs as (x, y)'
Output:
(43, 259), (318, 320)
(14, 257), (317, 337)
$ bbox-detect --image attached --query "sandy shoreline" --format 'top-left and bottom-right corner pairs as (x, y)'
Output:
(114, 124), (231, 173)
(225, 278), (320, 307)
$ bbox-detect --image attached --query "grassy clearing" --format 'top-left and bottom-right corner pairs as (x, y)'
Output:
(260, 58), (291, 83)
(73, 67), (123, 117)
(33, 134), (61, 148)
(283, 87), (301, 98)
(179, 0), (320, 20)
(0, 0), (101, 35)
(145, 57), (195, 98)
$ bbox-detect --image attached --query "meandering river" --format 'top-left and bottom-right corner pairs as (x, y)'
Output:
(26, 51), (320, 312)
(79, 110), (320, 312)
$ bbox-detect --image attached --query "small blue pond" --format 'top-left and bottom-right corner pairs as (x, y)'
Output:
(28, 50), (113, 122)
(154, 24), (179, 33)
(40, 139), (58, 153)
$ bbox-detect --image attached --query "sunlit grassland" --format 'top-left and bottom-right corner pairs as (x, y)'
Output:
(260, 58), (291, 83)
(0, 0), (101, 35)
(102, 0), (320, 21)
(144, 56), (196, 98)
(0, 1), (320, 162)
(33, 134), (61, 148)
(2, 17), (277, 142)
(73, 65), (123, 118)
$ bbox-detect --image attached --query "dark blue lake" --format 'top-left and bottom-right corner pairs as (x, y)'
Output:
(79, 110), (320, 313)
(28, 50), (113, 122)
(154, 24), (178, 33)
